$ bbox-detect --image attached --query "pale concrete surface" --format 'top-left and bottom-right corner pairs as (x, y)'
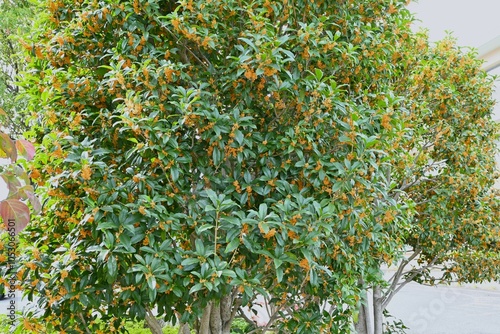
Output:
(386, 282), (500, 334)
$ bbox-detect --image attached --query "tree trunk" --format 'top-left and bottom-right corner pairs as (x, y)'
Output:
(355, 291), (372, 334)
(145, 307), (164, 334)
(178, 323), (191, 334)
(355, 299), (371, 334)
(373, 285), (383, 334)
(198, 294), (236, 334)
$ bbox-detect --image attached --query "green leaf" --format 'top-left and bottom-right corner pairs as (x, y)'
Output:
(197, 223), (214, 233)
(234, 130), (244, 145)
(212, 147), (222, 165)
(147, 275), (157, 291)
(258, 203), (267, 219)
(222, 269), (236, 278)
(170, 166), (180, 182)
(181, 258), (199, 267)
(107, 256), (117, 280)
(224, 237), (240, 254)
(221, 215), (241, 226)
(189, 283), (204, 294)
(315, 68), (323, 80)
(149, 285), (157, 301)
(276, 267), (284, 283)
(238, 37), (257, 52)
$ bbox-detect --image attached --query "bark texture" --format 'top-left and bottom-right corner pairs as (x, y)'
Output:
(373, 286), (383, 334)
(354, 300), (371, 334)
(178, 323), (191, 334)
(198, 294), (236, 334)
(355, 286), (385, 334)
(144, 308), (164, 334)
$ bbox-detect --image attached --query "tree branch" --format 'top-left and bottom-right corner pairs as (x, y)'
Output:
(382, 248), (421, 309)
(237, 306), (258, 328)
(77, 312), (92, 334)
(383, 253), (441, 309)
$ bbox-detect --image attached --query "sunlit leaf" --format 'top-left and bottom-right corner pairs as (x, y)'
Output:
(18, 185), (42, 213)
(0, 199), (30, 234)
(15, 139), (35, 161)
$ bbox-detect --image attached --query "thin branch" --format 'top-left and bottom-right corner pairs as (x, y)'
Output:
(237, 306), (258, 328)
(6, 38), (19, 74)
(229, 297), (242, 324)
(248, 289), (311, 334)
(383, 253), (441, 309)
(386, 249), (421, 292)
(78, 312), (92, 334)
(162, 26), (209, 70)
(414, 199), (432, 206)
(399, 176), (439, 192)
(419, 278), (459, 286)
(195, 44), (213, 69)
(382, 248), (421, 309)
(263, 293), (273, 319)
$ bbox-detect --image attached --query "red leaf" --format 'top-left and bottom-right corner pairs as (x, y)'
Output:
(20, 185), (42, 213)
(0, 199), (30, 234)
(0, 133), (17, 161)
(15, 139), (35, 161)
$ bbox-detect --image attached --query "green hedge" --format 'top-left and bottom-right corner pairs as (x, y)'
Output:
(0, 314), (249, 333)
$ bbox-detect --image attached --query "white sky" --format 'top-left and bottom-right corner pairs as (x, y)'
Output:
(0, 159), (9, 201)
(408, 0), (500, 49)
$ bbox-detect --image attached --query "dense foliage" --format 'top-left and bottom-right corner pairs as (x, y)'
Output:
(16, 0), (499, 333)
(361, 31), (500, 334)
(392, 34), (500, 284)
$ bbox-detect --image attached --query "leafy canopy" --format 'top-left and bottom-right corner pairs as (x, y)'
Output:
(17, 0), (500, 333)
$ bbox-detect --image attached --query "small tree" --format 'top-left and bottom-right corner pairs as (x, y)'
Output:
(18, 1), (500, 334)
(357, 33), (500, 334)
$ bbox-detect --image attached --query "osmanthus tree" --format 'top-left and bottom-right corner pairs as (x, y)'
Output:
(19, 0), (413, 333)
(16, 1), (500, 334)
(353, 33), (500, 334)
